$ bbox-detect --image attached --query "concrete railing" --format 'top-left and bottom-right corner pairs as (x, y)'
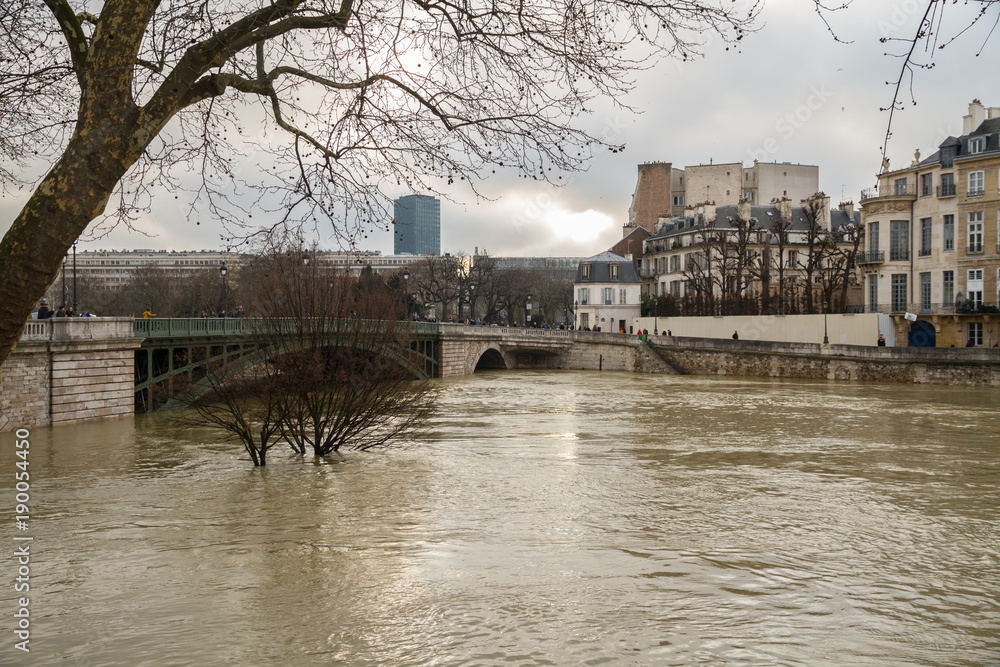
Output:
(21, 318), (136, 342)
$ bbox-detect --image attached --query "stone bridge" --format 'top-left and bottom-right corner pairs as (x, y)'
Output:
(0, 319), (675, 426)
(435, 325), (678, 376)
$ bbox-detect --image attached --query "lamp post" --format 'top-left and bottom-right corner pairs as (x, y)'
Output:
(220, 262), (228, 317)
(526, 292), (532, 326)
(402, 267), (410, 320)
(823, 300), (829, 346)
(573, 299), (578, 330)
(469, 283), (476, 322)
(653, 296), (659, 335)
(72, 242), (78, 312)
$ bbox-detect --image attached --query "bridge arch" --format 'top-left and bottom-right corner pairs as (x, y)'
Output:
(474, 347), (508, 371)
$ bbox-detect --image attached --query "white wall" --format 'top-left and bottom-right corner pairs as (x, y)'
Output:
(632, 312), (896, 347)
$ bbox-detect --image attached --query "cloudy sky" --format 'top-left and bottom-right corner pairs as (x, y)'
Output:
(2, 0), (996, 259)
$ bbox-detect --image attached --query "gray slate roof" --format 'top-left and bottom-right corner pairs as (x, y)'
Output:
(575, 252), (639, 283)
(647, 204), (860, 241)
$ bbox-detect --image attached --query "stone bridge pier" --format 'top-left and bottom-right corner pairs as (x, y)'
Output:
(1, 318), (140, 429)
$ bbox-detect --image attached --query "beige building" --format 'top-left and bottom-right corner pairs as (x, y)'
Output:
(859, 100), (1000, 347)
(642, 194), (862, 313)
(626, 160), (819, 235)
(56, 248), (421, 290)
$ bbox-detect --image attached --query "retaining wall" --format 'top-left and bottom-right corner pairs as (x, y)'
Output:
(650, 337), (1000, 386)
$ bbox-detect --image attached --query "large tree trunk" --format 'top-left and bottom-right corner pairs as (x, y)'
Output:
(0, 133), (139, 364)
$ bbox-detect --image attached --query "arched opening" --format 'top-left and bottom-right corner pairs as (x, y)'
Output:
(474, 348), (507, 371)
(908, 320), (936, 347)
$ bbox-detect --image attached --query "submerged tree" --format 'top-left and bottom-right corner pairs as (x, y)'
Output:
(180, 246), (434, 465)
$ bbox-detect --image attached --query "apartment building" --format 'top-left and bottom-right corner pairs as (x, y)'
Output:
(642, 194), (862, 311)
(859, 100), (1000, 347)
(626, 160), (819, 234)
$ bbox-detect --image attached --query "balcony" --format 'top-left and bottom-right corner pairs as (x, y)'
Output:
(968, 188), (985, 197)
(860, 182), (916, 202)
(967, 243), (984, 254)
(855, 250), (885, 265)
(918, 248), (932, 257)
(937, 183), (956, 197)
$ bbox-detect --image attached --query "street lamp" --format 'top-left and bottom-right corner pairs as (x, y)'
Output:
(402, 267), (410, 319)
(526, 292), (532, 325)
(302, 250), (310, 266)
(220, 262), (228, 317)
(823, 300), (829, 346)
(653, 296), (659, 335)
(469, 283), (476, 322)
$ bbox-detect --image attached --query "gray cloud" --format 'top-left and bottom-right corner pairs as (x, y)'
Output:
(2, 1), (995, 258)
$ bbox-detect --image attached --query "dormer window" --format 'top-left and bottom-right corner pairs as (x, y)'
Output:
(581, 264), (590, 280)
(611, 264), (620, 280)
(969, 136), (986, 154)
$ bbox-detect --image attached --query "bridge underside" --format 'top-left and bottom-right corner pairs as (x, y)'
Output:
(136, 336), (439, 412)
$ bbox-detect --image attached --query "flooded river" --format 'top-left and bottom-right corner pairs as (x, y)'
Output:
(2, 371), (999, 665)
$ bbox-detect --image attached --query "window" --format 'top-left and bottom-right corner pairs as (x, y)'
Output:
(670, 255), (680, 272)
(943, 214), (954, 250)
(610, 264), (620, 281)
(968, 322), (983, 346)
(891, 274), (907, 312)
(869, 221), (880, 253)
(920, 218), (932, 255)
(673, 195), (684, 206)
(603, 287), (614, 305)
(619, 288), (627, 305)
(969, 136), (985, 154)
(894, 178), (908, 195)
(969, 171), (984, 196)
(581, 264), (590, 280)
(787, 250), (798, 268)
(941, 146), (956, 168)
(968, 269), (984, 308)
(868, 274), (878, 312)
(939, 173), (955, 196)
(968, 211), (984, 252)
(579, 288), (589, 305)
(920, 272), (931, 311)
(943, 271), (954, 305)
(889, 220), (909, 261)
(920, 173), (932, 196)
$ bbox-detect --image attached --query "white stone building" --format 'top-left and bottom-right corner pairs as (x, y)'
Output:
(574, 252), (641, 332)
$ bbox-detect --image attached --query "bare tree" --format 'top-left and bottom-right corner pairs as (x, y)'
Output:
(0, 0), (761, 367)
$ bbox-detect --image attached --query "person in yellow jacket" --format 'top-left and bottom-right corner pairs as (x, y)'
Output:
(142, 308), (156, 318)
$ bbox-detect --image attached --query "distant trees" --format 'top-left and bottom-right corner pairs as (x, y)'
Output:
(407, 251), (572, 325)
(181, 248), (434, 466)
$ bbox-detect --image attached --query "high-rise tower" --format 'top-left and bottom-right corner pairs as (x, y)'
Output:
(393, 195), (441, 255)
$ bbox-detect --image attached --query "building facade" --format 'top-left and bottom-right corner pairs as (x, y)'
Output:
(641, 195), (862, 312)
(859, 100), (1000, 347)
(393, 194), (441, 256)
(574, 252), (641, 332)
(626, 160), (819, 236)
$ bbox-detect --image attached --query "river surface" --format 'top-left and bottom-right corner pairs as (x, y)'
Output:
(1, 371), (999, 666)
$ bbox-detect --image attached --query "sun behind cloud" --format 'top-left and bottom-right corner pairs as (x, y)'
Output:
(542, 208), (614, 243)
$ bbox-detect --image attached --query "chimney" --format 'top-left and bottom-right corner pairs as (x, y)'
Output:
(963, 99), (986, 135)
(776, 197), (792, 220)
(838, 201), (855, 217)
(989, 106), (1000, 120)
(738, 198), (752, 221)
(803, 192), (832, 229)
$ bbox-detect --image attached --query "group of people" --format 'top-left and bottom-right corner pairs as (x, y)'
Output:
(198, 306), (244, 318)
(35, 299), (93, 319)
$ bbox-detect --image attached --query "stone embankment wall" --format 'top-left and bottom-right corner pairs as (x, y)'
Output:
(0, 319), (141, 430)
(649, 337), (1000, 387)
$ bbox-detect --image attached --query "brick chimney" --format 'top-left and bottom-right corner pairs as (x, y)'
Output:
(803, 192), (832, 229)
